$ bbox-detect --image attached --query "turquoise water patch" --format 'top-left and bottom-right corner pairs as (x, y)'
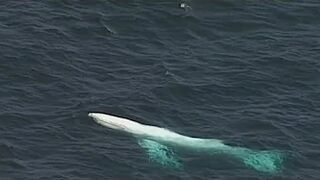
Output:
(138, 139), (182, 169)
(138, 139), (284, 174)
(229, 147), (284, 174)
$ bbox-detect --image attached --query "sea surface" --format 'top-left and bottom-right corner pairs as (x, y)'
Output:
(1, 0), (320, 179)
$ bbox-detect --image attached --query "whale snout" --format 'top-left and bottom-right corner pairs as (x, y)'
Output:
(88, 112), (104, 118)
(88, 113), (97, 120)
(88, 113), (94, 118)
(88, 113), (101, 123)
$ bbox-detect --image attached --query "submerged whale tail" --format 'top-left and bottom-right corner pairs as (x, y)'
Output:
(228, 147), (284, 173)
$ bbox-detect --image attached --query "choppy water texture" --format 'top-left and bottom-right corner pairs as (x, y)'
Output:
(1, 0), (320, 179)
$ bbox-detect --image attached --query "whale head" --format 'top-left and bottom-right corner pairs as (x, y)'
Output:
(89, 112), (143, 134)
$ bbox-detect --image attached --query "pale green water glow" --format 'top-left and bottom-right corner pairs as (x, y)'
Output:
(138, 139), (283, 174)
(227, 147), (284, 173)
(138, 139), (182, 169)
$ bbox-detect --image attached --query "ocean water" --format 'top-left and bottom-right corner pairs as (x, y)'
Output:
(1, 0), (320, 179)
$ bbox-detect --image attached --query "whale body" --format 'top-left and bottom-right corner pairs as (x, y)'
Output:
(89, 113), (284, 174)
(89, 113), (226, 150)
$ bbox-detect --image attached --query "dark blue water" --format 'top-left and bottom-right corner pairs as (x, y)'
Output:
(1, 0), (320, 179)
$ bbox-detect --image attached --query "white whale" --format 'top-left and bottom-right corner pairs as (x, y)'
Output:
(89, 112), (284, 174)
